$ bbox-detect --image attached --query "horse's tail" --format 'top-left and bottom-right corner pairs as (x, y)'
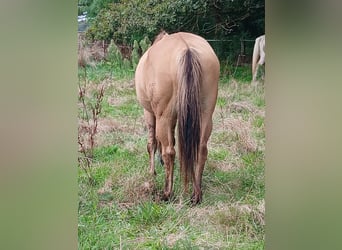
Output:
(177, 48), (202, 191)
(252, 37), (261, 81)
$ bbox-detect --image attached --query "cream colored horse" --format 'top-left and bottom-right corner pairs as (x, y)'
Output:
(135, 31), (220, 204)
(252, 34), (265, 82)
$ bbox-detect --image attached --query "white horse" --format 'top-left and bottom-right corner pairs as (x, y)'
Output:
(252, 34), (265, 82)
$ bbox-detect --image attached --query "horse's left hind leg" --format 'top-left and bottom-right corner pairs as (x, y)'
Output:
(144, 110), (157, 175)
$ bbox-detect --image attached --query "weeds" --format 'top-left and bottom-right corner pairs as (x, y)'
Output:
(78, 79), (105, 185)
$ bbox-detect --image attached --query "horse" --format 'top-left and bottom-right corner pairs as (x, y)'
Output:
(252, 34), (265, 82)
(135, 31), (220, 205)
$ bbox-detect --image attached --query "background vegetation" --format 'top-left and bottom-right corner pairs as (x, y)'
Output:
(78, 0), (264, 61)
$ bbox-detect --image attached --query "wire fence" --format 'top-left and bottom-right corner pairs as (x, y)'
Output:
(207, 39), (256, 65)
(78, 32), (256, 66)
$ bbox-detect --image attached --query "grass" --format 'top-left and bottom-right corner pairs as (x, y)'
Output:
(78, 61), (265, 249)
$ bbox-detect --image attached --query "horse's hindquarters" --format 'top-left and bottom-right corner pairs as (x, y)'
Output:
(135, 31), (220, 204)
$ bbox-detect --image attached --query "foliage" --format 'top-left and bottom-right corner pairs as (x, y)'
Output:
(78, 0), (114, 17)
(85, 7), (115, 41)
(78, 0), (92, 15)
(83, 0), (264, 56)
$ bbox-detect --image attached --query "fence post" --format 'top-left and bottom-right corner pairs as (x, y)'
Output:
(240, 39), (245, 55)
(238, 39), (246, 65)
(102, 40), (105, 57)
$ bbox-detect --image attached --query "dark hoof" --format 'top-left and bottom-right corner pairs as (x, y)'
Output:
(191, 193), (202, 206)
(158, 153), (164, 166)
(161, 191), (173, 202)
(161, 195), (169, 202)
(149, 170), (156, 176)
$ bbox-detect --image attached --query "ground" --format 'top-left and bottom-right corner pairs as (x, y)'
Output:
(78, 63), (265, 249)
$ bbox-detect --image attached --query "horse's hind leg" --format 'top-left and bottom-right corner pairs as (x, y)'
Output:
(192, 115), (213, 204)
(144, 110), (157, 175)
(156, 116), (176, 201)
(157, 141), (164, 166)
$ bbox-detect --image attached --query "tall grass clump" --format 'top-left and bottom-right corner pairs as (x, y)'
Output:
(139, 36), (151, 54)
(106, 39), (132, 78)
(132, 36), (151, 70)
(131, 40), (140, 71)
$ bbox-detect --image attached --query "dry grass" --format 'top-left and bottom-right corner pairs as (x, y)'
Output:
(208, 80), (265, 173)
(226, 116), (258, 153)
(186, 200), (265, 247)
(78, 34), (95, 68)
(78, 34), (107, 67)
(119, 175), (155, 202)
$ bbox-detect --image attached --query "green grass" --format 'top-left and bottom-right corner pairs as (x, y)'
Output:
(78, 61), (134, 83)
(232, 65), (253, 82)
(78, 63), (265, 249)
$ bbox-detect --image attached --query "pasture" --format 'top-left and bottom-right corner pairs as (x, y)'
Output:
(78, 62), (265, 249)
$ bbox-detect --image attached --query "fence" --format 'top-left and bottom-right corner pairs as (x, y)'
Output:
(78, 33), (256, 66)
(208, 39), (256, 65)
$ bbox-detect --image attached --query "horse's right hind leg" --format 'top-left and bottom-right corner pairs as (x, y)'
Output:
(192, 114), (214, 205)
(156, 116), (176, 201)
(144, 110), (157, 175)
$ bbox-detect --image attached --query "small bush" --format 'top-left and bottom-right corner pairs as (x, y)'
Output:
(107, 39), (123, 68)
(131, 40), (140, 70)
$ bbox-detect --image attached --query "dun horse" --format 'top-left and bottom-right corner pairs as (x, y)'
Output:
(252, 34), (265, 82)
(135, 31), (219, 204)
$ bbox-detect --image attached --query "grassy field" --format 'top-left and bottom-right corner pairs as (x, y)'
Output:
(78, 62), (265, 249)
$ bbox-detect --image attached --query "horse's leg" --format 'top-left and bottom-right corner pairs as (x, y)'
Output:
(156, 116), (176, 201)
(144, 109), (157, 175)
(192, 114), (213, 205)
(157, 141), (164, 166)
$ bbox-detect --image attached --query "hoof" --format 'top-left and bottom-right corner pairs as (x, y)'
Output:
(161, 191), (172, 202)
(149, 169), (156, 176)
(158, 154), (164, 166)
(191, 193), (202, 206)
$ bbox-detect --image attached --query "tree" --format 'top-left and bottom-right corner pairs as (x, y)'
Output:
(78, 0), (116, 17)
(82, 0), (264, 60)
